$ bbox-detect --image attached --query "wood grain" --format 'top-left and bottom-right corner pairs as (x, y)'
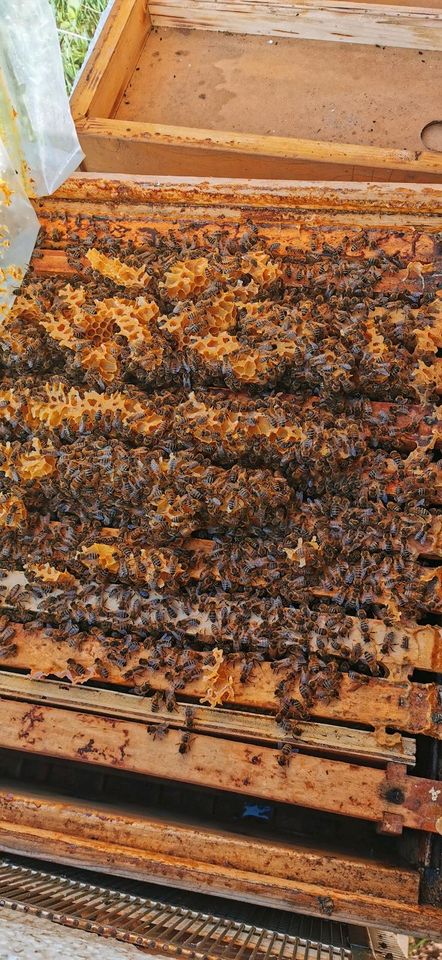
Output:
(0, 784), (420, 901)
(77, 117), (442, 181)
(0, 821), (440, 936)
(0, 672), (416, 765)
(39, 173), (442, 218)
(148, 0), (442, 51)
(0, 698), (441, 830)
(71, 0), (151, 120)
(3, 627), (440, 737)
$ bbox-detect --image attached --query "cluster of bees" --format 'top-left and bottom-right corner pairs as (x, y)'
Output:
(0, 218), (440, 757)
(2, 222), (441, 401)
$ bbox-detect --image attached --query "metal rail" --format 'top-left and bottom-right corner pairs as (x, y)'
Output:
(0, 856), (369, 960)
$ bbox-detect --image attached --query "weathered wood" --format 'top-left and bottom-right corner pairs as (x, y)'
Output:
(35, 173), (442, 219)
(0, 822), (440, 937)
(71, 0), (151, 120)
(148, 0), (442, 51)
(0, 784), (420, 902)
(78, 117), (442, 181)
(0, 672), (416, 765)
(70, 0), (442, 181)
(0, 698), (440, 830)
(3, 627), (440, 737)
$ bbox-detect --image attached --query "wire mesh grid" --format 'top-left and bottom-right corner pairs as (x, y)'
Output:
(0, 856), (359, 960)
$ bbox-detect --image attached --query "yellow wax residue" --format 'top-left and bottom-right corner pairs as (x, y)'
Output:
(0, 178), (12, 206)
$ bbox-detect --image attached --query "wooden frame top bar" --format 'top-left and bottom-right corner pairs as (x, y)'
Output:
(38, 173), (442, 218)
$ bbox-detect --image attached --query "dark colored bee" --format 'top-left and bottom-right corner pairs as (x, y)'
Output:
(178, 731), (194, 754)
(184, 705), (195, 729)
(277, 742), (294, 767)
(147, 721), (170, 740)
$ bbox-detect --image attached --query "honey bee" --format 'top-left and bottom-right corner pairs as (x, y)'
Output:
(178, 731), (194, 754)
(277, 741), (297, 767)
(147, 722), (170, 740)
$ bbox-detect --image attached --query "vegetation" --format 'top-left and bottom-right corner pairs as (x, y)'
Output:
(50, 0), (109, 93)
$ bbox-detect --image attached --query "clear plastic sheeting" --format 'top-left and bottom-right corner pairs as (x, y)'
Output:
(0, 0), (84, 197)
(0, 137), (39, 319)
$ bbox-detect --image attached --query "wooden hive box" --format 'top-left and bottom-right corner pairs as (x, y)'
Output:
(0, 174), (441, 938)
(71, 0), (442, 182)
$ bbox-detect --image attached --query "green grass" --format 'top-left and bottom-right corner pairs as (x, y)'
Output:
(50, 0), (109, 93)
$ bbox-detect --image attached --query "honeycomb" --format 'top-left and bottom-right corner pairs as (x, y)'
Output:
(0, 494), (27, 528)
(205, 290), (237, 332)
(86, 249), (148, 287)
(241, 251), (281, 286)
(190, 331), (242, 362)
(78, 341), (120, 382)
(40, 312), (77, 350)
(27, 562), (79, 587)
(0, 217), (441, 731)
(95, 297), (160, 344)
(0, 438), (56, 482)
(162, 257), (210, 298)
(27, 381), (162, 438)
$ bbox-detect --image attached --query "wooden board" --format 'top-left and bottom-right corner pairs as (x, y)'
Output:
(3, 627), (441, 738)
(73, 0), (151, 120)
(116, 29), (442, 152)
(0, 698), (441, 832)
(70, 0), (442, 181)
(0, 672), (417, 765)
(35, 172), (442, 217)
(0, 788), (440, 937)
(0, 784), (419, 901)
(148, 0), (442, 51)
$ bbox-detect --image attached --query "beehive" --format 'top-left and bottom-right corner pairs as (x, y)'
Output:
(0, 176), (440, 938)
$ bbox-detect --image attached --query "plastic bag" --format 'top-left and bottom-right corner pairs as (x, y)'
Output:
(0, 0), (84, 197)
(0, 137), (39, 319)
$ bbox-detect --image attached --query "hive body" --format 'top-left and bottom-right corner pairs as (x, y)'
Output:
(0, 178), (441, 937)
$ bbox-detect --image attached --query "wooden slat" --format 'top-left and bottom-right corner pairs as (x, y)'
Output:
(78, 117), (442, 180)
(149, 0), (442, 52)
(77, 124), (442, 182)
(0, 698), (440, 830)
(71, 0), (151, 120)
(1, 821), (441, 937)
(31, 249), (75, 275)
(0, 672), (415, 765)
(0, 784), (420, 902)
(1, 821), (440, 938)
(38, 174), (442, 218)
(1, 629), (440, 737)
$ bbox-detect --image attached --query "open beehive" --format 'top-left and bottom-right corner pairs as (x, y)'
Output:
(71, 0), (442, 182)
(0, 175), (441, 937)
